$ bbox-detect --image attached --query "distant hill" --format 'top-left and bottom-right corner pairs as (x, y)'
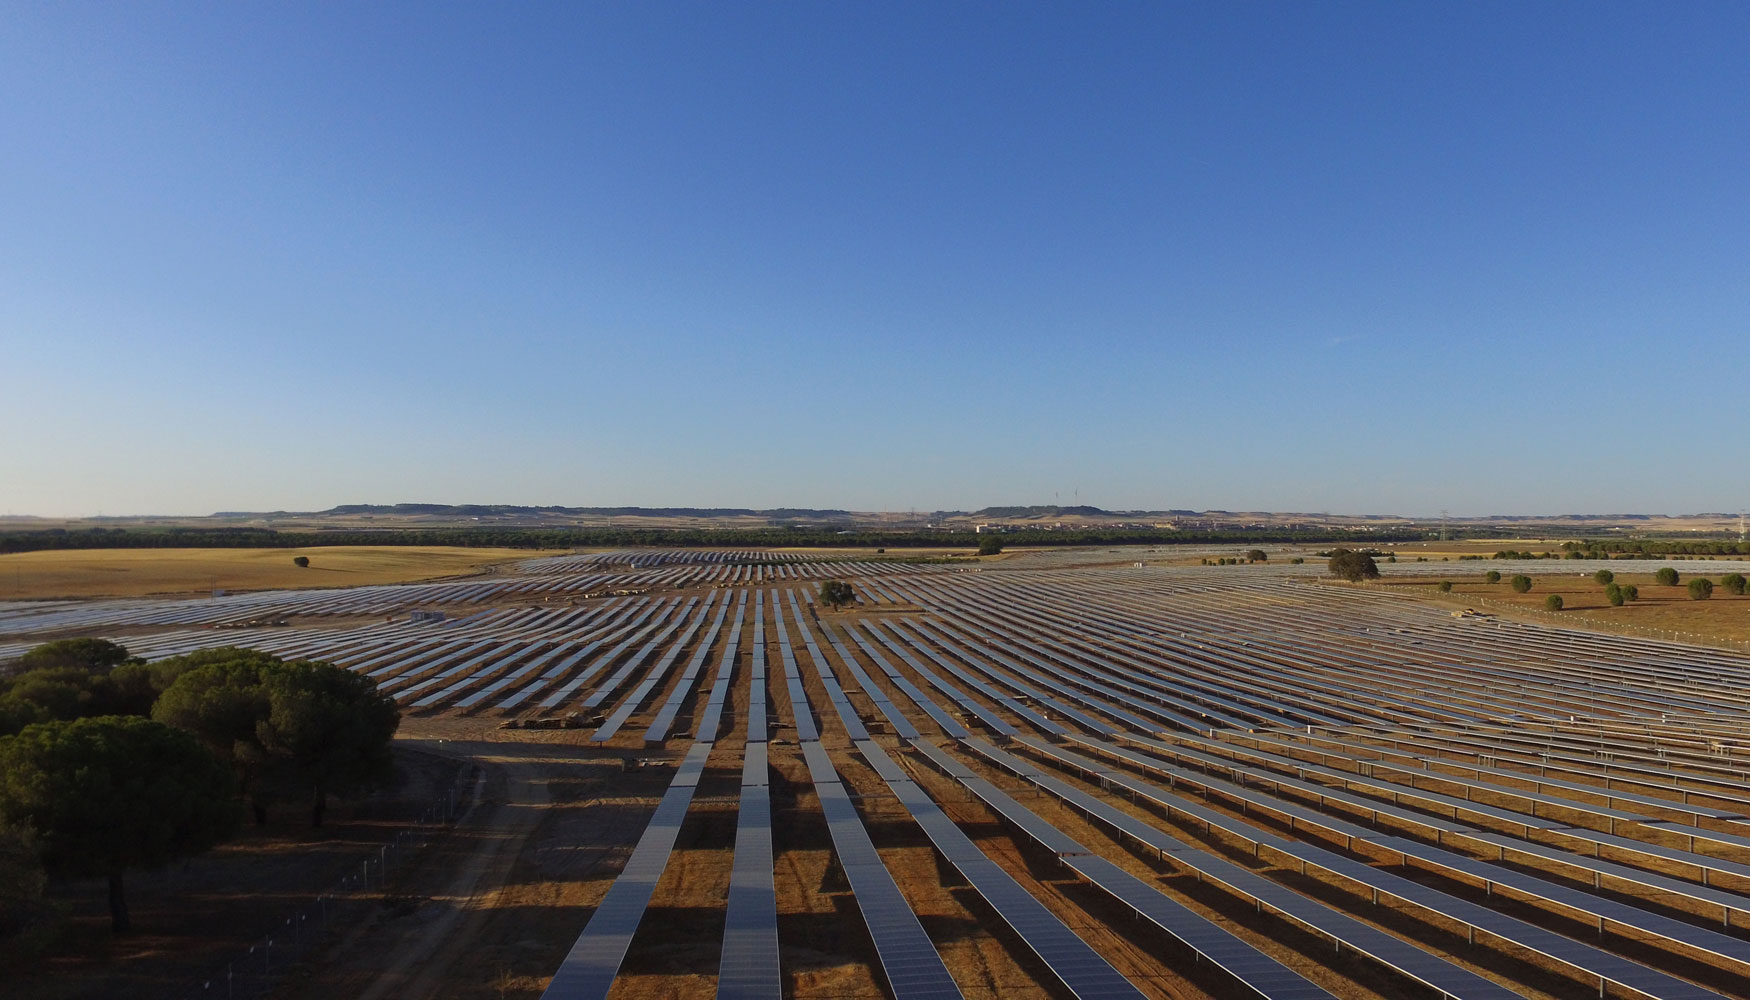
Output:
(310, 504), (856, 520)
(973, 505), (1109, 519)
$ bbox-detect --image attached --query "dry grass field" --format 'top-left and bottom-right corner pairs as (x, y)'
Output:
(0, 547), (536, 600)
(1387, 572), (1750, 645)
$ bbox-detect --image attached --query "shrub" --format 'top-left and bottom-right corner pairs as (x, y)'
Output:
(1605, 584), (1624, 606)
(1544, 594), (1564, 611)
(292, 556), (310, 568)
(977, 536), (1003, 556)
(1656, 567), (1679, 586)
(1510, 575), (1532, 594)
(1593, 569), (1614, 586)
(1621, 584), (1639, 602)
(1246, 549), (1267, 563)
(1722, 573), (1747, 596)
(1688, 578), (1714, 601)
(1437, 581), (1452, 593)
(1484, 570), (1501, 584)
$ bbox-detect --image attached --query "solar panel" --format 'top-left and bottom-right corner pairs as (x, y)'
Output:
(1377, 835), (1750, 971)
(862, 622), (1016, 737)
(743, 740), (769, 787)
(1064, 855), (1335, 1000)
(1465, 830), (1750, 919)
(800, 746), (964, 1000)
(854, 740), (1146, 1000)
(693, 595), (746, 743)
(908, 741), (1089, 856)
(1274, 842), (1730, 1000)
(819, 622), (921, 739)
(717, 783), (781, 1000)
(540, 745), (711, 1000)
(846, 624), (967, 738)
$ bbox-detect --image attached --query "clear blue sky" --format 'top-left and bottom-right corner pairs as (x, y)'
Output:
(3, 3), (1746, 517)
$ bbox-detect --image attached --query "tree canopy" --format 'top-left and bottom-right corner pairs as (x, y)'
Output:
(1326, 548), (1380, 582)
(817, 580), (856, 610)
(977, 536), (1004, 556)
(150, 650), (281, 823)
(0, 641), (178, 737)
(1656, 567), (1679, 586)
(1688, 578), (1714, 600)
(7, 638), (133, 678)
(153, 650), (399, 826)
(1509, 575), (1533, 593)
(0, 716), (238, 931)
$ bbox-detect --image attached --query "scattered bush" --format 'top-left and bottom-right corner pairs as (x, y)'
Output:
(1544, 594), (1564, 611)
(1722, 573), (1746, 596)
(1437, 581), (1452, 593)
(1246, 549), (1267, 563)
(1484, 570), (1501, 584)
(1510, 575), (1533, 593)
(1688, 578), (1714, 601)
(1604, 583), (1624, 606)
(977, 536), (1003, 556)
(1656, 567), (1679, 586)
(1593, 569), (1614, 586)
(292, 556), (310, 568)
(1621, 584), (1639, 602)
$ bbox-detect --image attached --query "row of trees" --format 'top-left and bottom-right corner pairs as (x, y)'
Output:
(1563, 539), (1750, 557)
(0, 524), (1433, 556)
(0, 641), (399, 932)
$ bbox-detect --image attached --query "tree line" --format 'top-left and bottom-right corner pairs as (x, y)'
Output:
(1561, 539), (1750, 557)
(0, 525), (1433, 555)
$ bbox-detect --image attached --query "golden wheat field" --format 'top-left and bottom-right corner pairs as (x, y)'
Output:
(0, 546), (537, 600)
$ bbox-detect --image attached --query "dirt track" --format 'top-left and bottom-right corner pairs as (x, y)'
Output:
(275, 733), (665, 1000)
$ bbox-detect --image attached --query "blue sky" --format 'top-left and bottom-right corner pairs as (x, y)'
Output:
(3, 4), (1746, 517)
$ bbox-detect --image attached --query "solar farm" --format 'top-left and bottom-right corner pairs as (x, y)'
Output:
(9, 549), (1750, 1000)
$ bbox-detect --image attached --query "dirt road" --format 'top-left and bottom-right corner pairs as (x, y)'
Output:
(279, 735), (663, 1000)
